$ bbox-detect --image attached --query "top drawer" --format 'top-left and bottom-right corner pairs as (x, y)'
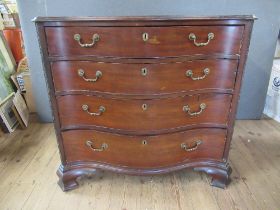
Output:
(45, 26), (243, 57)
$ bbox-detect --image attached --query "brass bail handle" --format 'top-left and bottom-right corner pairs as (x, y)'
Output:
(86, 140), (108, 152)
(183, 103), (206, 116)
(77, 69), (102, 82)
(74, 33), (100, 48)
(82, 104), (106, 116)
(188, 32), (214, 47)
(181, 140), (202, 152)
(186, 68), (210, 81)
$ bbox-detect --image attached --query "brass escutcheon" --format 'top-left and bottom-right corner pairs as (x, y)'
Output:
(142, 32), (149, 42)
(141, 67), (148, 76)
(142, 103), (148, 111)
(142, 140), (148, 145)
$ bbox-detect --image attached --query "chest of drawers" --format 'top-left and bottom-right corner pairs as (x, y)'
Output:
(35, 16), (255, 191)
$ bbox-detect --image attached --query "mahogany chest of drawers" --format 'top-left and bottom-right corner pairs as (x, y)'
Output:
(35, 16), (255, 191)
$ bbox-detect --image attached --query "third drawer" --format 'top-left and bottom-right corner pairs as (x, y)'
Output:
(57, 93), (232, 132)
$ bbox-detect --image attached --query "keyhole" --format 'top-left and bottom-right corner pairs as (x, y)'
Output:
(142, 140), (148, 145)
(142, 104), (148, 111)
(142, 33), (149, 42)
(141, 67), (148, 76)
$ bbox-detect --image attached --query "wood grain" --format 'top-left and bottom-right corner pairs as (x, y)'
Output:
(34, 16), (255, 191)
(57, 93), (232, 132)
(45, 26), (243, 57)
(52, 59), (238, 95)
(62, 128), (226, 168)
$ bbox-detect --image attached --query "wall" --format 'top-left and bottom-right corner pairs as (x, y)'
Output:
(17, 0), (280, 122)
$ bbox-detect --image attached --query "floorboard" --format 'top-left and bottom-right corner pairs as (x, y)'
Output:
(0, 118), (279, 210)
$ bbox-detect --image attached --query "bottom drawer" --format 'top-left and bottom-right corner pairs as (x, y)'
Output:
(62, 128), (227, 168)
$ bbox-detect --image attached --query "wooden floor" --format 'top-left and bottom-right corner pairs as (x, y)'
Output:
(0, 118), (280, 210)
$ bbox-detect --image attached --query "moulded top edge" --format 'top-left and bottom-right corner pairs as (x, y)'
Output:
(32, 15), (257, 22)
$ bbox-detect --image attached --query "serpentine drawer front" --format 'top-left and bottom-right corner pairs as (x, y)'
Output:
(57, 94), (232, 132)
(45, 26), (243, 57)
(35, 16), (255, 191)
(62, 128), (227, 168)
(52, 59), (238, 95)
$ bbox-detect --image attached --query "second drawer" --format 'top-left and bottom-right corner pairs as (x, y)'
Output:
(52, 59), (238, 95)
(57, 93), (232, 132)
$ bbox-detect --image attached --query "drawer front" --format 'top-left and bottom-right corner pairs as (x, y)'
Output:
(46, 26), (243, 57)
(62, 128), (226, 168)
(52, 59), (238, 94)
(57, 94), (232, 131)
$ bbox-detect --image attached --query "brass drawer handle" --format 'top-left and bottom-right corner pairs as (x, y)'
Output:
(186, 68), (210, 80)
(183, 103), (206, 116)
(78, 69), (102, 82)
(181, 140), (202, 152)
(74, 33), (100, 48)
(86, 140), (108, 152)
(188, 32), (214, 47)
(82, 104), (105, 116)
